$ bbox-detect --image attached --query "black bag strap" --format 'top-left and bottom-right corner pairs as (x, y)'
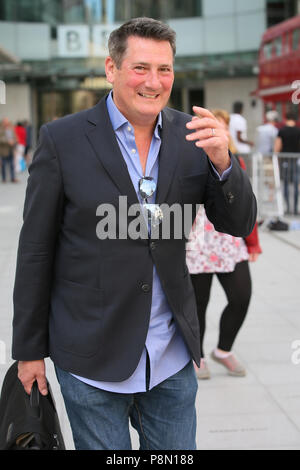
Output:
(29, 382), (40, 419)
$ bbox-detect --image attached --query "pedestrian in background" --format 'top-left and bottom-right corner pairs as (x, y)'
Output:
(230, 101), (253, 154)
(255, 110), (279, 203)
(255, 110), (279, 156)
(14, 121), (27, 173)
(187, 109), (262, 380)
(0, 117), (17, 183)
(24, 120), (33, 166)
(274, 112), (300, 215)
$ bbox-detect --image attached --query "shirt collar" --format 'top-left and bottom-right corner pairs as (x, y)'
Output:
(106, 91), (162, 137)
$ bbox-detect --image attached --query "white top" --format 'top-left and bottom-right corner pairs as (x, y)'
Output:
(255, 123), (278, 155)
(229, 113), (251, 154)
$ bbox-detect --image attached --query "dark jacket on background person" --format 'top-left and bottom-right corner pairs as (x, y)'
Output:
(0, 123), (15, 157)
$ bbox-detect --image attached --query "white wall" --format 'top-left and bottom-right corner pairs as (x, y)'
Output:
(0, 22), (50, 60)
(0, 84), (31, 123)
(204, 77), (264, 140)
(169, 0), (266, 57)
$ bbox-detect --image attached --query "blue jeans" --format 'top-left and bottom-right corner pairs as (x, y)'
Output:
(55, 361), (198, 450)
(282, 159), (300, 214)
(1, 153), (15, 182)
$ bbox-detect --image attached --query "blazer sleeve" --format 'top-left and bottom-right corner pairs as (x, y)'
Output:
(204, 154), (257, 238)
(12, 124), (64, 360)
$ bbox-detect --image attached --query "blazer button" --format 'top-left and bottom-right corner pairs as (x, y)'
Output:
(150, 241), (156, 250)
(141, 283), (150, 293)
(227, 192), (235, 204)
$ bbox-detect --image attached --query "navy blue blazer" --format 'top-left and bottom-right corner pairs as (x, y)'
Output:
(12, 96), (257, 381)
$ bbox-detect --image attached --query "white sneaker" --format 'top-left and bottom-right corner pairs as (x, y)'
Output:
(210, 350), (246, 377)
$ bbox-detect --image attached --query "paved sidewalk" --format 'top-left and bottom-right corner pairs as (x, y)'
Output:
(0, 172), (300, 450)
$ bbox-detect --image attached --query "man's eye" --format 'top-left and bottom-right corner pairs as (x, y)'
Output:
(135, 66), (146, 71)
(160, 68), (171, 73)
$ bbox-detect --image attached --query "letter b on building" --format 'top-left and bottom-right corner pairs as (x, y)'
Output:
(58, 25), (89, 58)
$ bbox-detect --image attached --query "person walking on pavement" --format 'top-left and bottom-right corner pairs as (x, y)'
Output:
(255, 110), (279, 156)
(187, 109), (262, 380)
(24, 120), (33, 166)
(255, 110), (279, 203)
(14, 121), (27, 173)
(274, 112), (300, 215)
(229, 101), (253, 155)
(12, 18), (257, 450)
(0, 117), (17, 183)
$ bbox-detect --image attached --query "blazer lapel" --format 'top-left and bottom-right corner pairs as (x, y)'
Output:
(85, 96), (139, 208)
(85, 98), (180, 207)
(155, 108), (181, 205)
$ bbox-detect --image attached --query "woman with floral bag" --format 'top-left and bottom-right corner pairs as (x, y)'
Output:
(186, 109), (262, 379)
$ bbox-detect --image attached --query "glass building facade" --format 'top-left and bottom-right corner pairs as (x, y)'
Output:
(267, 0), (297, 26)
(0, 0), (298, 131)
(0, 0), (202, 24)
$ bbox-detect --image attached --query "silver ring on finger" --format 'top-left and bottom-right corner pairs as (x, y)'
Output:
(211, 128), (216, 137)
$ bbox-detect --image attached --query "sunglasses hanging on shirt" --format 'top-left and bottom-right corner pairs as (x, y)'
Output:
(138, 177), (163, 229)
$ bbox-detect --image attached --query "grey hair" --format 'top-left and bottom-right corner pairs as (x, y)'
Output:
(108, 17), (176, 68)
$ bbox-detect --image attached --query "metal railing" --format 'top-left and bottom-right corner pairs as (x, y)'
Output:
(238, 152), (300, 221)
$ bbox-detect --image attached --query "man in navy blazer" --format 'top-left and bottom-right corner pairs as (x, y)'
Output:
(13, 18), (257, 450)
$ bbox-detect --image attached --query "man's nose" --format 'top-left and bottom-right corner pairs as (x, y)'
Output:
(145, 70), (161, 89)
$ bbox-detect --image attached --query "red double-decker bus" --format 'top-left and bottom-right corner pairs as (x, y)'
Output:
(256, 15), (300, 123)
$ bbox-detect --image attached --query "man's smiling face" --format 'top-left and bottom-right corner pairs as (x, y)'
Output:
(105, 36), (174, 126)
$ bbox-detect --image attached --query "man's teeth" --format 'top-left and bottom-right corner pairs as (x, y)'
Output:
(139, 93), (158, 98)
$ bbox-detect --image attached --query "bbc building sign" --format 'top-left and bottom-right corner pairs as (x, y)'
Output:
(57, 24), (119, 58)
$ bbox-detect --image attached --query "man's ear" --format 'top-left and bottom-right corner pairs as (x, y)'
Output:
(105, 56), (116, 84)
